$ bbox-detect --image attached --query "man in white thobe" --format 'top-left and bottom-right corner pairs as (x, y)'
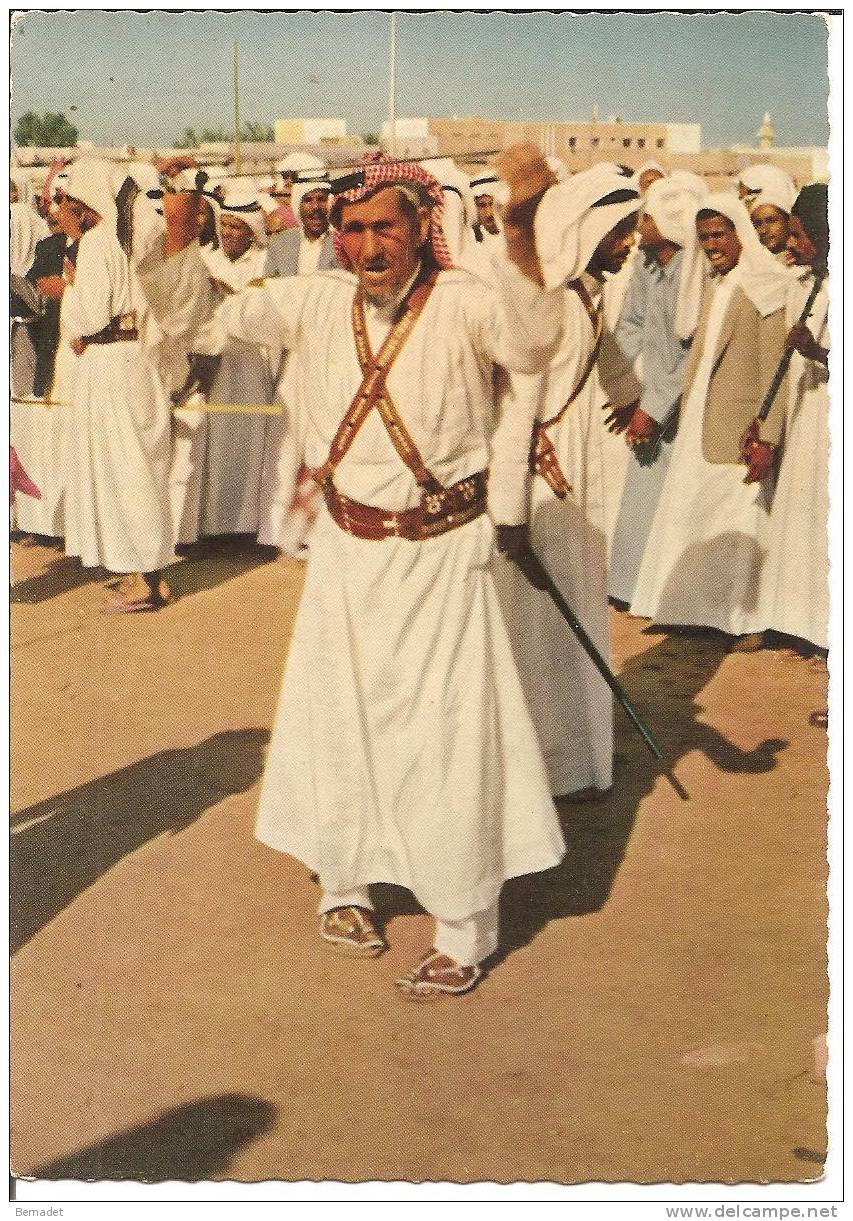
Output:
(169, 148), (567, 998)
(60, 159), (209, 610)
(489, 169), (642, 797)
(171, 183), (281, 543)
(629, 194), (792, 644)
(258, 170), (337, 552)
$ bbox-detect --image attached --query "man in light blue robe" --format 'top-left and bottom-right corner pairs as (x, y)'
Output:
(608, 173), (708, 603)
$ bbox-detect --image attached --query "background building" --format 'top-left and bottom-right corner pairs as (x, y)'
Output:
(273, 117), (349, 145)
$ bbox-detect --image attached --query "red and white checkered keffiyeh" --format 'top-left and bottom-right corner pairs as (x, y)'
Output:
(331, 151), (454, 270)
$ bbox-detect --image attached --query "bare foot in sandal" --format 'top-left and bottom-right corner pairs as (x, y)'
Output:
(319, 906), (386, 958)
(395, 950), (482, 1001)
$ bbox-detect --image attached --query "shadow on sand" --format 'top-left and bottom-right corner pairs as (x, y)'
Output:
(22, 1093), (276, 1182)
(11, 728), (269, 954)
(11, 537), (279, 607)
(493, 626), (787, 966)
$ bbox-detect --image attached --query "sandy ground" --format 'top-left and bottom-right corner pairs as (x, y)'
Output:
(10, 536), (829, 1185)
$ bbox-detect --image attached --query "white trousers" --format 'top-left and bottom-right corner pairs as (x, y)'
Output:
(319, 888), (499, 968)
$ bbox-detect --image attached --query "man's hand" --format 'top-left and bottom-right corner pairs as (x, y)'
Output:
(35, 274), (66, 301)
(495, 523), (549, 591)
(739, 419), (776, 483)
(603, 399), (638, 435)
(624, 406), (658, 448)
(786, 322), (828, 366)
(172, 353), (222, 406)
(743, 439), (776, 483)
(498, 144), (557, 286)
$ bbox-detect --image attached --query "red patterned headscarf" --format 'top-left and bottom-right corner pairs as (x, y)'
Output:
(330, 151), (454, 270)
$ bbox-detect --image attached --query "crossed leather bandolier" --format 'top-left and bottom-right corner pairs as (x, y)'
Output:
(313, 269), (488, 542)
(529, 278), (603, 499)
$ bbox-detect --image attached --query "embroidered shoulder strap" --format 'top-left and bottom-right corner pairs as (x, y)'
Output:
(313, 269), (439, 491)
(539, 279), (603, 430)
(530, 279), (604, 498)
(350, 274), (443, 493)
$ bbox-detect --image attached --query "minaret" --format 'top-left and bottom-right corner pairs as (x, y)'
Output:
(758, 111), (775, 149)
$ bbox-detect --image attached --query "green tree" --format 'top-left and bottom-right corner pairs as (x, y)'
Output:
(174, 121), (274, 147)
(175, 127), (200, 149)
(363, 132), (380, 145)
(241, 122), (274, 143)
(14, 111), (79, 148)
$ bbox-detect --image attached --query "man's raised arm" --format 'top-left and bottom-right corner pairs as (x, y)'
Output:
(474, 145), (565, 373)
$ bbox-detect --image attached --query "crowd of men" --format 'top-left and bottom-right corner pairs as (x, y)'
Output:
(10, 141), (830, 997)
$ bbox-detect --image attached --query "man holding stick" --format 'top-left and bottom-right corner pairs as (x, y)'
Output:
(164, 146), (567, 999)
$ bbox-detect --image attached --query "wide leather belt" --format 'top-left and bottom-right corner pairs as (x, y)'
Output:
(81, 312), (139, 346)
(322, 469), (488, 542)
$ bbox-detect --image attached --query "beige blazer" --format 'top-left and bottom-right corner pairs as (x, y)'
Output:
(681, 282), (788, 464)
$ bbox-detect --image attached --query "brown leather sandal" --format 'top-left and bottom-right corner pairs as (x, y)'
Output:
(319, 906), (386, 958)
(394, 950), (482, 1001)
(102, 578), (171, 614)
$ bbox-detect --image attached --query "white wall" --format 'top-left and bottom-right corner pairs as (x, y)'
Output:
(665, 123), (702, 153)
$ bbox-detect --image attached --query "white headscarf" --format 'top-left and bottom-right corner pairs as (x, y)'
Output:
(534, 167), (641, 290)
(644, 171), (709, 340)
(215, 181), (268, 248)
(291, 171), (332, 217)
(10, 169), (33, 205)
(122, 161), (161, 195)
(736, 164), (797, 213)
(747, 188), (792, 218)
(64, 158), (119, 225)
(275, 152), (324, 177)
(415, 159), (471, 262)
(469, 171), (510, 208)
(11, 201), (48, 276)
(697, 191), (794, 316)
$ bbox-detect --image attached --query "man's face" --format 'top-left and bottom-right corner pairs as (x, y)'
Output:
(61, 194), (101, 241)
(475, 193), (500, 235)
(697, 213), (742, 275)
(589, 212), (638, 276)
(219, 213), (254, 261)
(338, 187), (430, 306)
(639, 169), (665, 194)
(299, 188), (330, 240)
(785, 215), (818, 267)
(271, 177), (294, 206)
(751, 204), (790, 255)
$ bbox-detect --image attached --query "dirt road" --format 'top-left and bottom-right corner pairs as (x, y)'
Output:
(10, 538), (829, 1184)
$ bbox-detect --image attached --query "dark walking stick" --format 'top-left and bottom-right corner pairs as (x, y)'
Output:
(532, 551), (690, 801)
(757, 273), (826, 424)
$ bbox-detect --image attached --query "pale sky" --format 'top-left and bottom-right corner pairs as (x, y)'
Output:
(11, 10), (830, 150)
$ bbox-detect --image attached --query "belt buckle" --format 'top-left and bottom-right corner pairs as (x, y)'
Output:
(382, 515), (400, 538)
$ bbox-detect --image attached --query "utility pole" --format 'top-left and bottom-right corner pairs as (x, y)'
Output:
(387, 12), (397, 157)
(233, 38), (242, 172)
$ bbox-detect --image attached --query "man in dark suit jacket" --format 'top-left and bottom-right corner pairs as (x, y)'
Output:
(26, 230), (78, 398)
(264, 177), (337, 278)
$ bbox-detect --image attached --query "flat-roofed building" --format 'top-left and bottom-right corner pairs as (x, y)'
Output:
(274, 117), (348, 145)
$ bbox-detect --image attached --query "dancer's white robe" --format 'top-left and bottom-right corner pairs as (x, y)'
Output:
(630, 271), (772, 633)
(757, 276), (830, 649)
(172, 244), (280, 541)
(491, 277), (638, 795)
(62, 216), (205, 573)
(196, 265), (566, 922)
